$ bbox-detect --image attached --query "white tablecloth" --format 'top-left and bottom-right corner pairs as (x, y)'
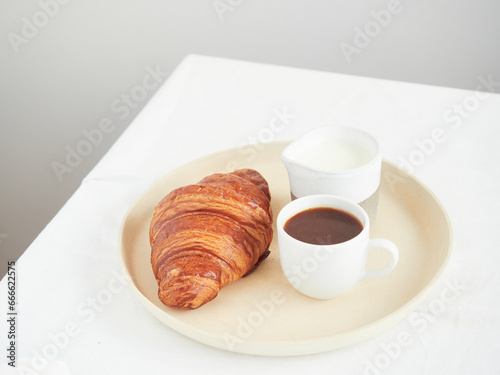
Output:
(2, 55), (500, 374)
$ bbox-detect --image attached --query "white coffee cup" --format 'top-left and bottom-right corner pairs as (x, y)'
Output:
(281, 126), (381, 222)
(277, 195), (398, 300)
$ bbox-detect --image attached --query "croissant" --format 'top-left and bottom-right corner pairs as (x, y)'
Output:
(149, 168), (273, 310)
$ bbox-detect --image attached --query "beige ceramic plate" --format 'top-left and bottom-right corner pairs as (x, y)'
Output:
(119, 141), (453, 356)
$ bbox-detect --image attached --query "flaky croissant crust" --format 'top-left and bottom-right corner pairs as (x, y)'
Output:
(150, 169), (273, 310)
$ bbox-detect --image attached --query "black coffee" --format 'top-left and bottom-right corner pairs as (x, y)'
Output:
(284, 207), (363, 245)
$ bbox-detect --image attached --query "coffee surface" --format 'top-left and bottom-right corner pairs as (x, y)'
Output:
(284, 207), (363, 245)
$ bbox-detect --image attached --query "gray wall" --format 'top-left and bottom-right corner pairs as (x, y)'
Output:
(1, 0), (499, 277)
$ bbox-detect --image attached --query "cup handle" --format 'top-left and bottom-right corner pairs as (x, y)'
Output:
(361, 239), (399, 281)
